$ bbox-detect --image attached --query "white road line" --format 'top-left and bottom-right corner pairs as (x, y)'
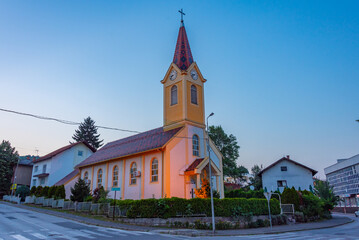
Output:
(30, 233), (47, 239)
(97, 228), (127, 236)
(11, 235), (30, 240)
(106, 228), (141, 235)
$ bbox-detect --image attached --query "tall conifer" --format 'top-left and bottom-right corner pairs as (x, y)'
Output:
(72, 117), (103, 150)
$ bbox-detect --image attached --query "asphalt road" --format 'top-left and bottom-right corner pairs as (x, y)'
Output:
(0, 203), (189, 240)
(0, 202), (358, 240)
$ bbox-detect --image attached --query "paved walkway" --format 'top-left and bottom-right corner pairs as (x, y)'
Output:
(2, 201), (353, 237)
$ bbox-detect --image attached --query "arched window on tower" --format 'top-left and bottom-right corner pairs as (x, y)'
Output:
(113, 165), (119, 187)
(191, 85), (197, 104)
(192, 134), (199, 156)
(151, 159), (158, 182)
(97, 169), (103, 188)
(130, 162), (137, 185)
(171, 85), (178, 105)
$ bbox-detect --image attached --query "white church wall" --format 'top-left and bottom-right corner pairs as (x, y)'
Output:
(107, 161), (123, 200)
(124, 156), (142, 200)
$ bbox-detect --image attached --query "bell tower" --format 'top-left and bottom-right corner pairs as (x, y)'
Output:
(161, 12), (206, 131)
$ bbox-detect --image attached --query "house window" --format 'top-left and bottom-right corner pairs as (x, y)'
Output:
(42, 164), (47, 173)
(192, 135), (199, 156)
(32, 179), (37, 187)
(84, 171), (89, 181)
(191, 85), (197, 104)
(277, 180), (287, 187)
(281, 166), (287, 171)
(171, 85), (178, 105)
(130, 162), (137, 185)
(113, 165), (119, 187)
(34, 166), (38, 172)
(97, 169), (103, 188)
(40, 178), (45, 185)
(78, 150), (83, 156)
(151, 159), (158, 182)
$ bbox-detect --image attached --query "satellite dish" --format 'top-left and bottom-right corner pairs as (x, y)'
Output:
(249, 186), (254, 190)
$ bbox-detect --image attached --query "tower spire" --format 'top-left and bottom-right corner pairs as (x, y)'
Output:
(173, 9), (193, 71)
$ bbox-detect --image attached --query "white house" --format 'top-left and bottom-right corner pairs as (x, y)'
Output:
(30, 142), (95, 195)
(259, 156), (317, 192)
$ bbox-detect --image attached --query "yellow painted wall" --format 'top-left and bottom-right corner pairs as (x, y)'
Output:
(164, 83), (183, 125)
(186, 82), (204, 125)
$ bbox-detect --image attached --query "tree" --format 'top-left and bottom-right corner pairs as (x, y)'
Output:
(314, 179), (339, 212)
(0, 140), (19, 194)
(15, 185), (30, 201)
(194, 171), (220, 198)
(70, 178), (91, 202)
(208, 126), (248, 180)
(72, 117), (103, 150)
(55, 185), (66, 199)
(249, 164), (263, 190)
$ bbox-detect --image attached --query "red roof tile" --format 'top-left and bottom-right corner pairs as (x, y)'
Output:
(173, 25), (193, 70)
(76, 127), (183, 168)
(54, 169), (79, 186)
(34, 142), (96, 163)
(185, 158), (204, 172)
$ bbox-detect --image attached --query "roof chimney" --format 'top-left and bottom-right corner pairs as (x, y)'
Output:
(286, 155), (290, 159)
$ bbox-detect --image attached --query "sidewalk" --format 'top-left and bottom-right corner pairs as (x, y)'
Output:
(2, 201), (354, 237)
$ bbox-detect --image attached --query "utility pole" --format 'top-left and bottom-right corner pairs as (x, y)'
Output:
(206, 112), (215, 234)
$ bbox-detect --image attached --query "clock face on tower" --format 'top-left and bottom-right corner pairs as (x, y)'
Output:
(190, 69), (198, 80)
(169, 70), (177, 80)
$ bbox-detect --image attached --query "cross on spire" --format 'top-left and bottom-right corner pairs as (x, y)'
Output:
(178, 8), (185, 26)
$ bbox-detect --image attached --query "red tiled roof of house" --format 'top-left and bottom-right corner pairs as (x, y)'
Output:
(54, 169), (79, 186)
(173, 25), (193, 70)
(34, 142), (96, 163)
(185, 158), (204, 172)
(258, 157), (318, 176)
(76, 127), (183, 168)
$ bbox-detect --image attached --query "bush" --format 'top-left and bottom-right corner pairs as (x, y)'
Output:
(41, 186), (49, 197)
(54, 185), (66, 199)
(225, 189), (265, 199)
(115, 197), (280, 219)
(92, 186), (108, 203)
(15, 185), (30, 201)
(30, 186), (36, 196)
(47, 186), (56, 198)
(300, 194), (323, 218)
(35, 186), (43, 197)
(282, 187), (300, 211)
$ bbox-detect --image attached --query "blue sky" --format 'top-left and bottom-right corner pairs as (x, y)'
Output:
(1, 1), (358, 178)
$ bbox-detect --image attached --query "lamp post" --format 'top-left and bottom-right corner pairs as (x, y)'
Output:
(206, 112), (215, 234)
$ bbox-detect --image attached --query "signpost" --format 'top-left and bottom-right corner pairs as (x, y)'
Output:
(111, 187), (121, 220)
(263, 191), (272, 230)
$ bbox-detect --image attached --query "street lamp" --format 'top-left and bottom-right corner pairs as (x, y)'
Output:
(206, 112), (215, 234)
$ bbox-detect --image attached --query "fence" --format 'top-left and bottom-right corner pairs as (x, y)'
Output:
(281, 204), (295, 215)
(2, 195), (21, 204)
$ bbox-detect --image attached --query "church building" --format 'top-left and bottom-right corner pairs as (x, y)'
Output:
(76, 17), (224, 200)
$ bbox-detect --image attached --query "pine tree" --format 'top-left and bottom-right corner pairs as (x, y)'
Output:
(72, 117), (103, 150)
(70, 178), (91, 202)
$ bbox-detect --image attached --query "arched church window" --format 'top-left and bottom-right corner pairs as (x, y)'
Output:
(151, 159), (158, 182)
(97, 169), (103, 188)
(130, 162), (137, 185)
(192, 135), (199, 156)
(84, 171), (88, 181)
(113, 165), (119, 187)
(191, 85), (197, 104)
(171, 85), (178, 105)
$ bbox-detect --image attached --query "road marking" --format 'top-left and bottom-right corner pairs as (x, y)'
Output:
(11, 235), (30, 240)
(30, 233), (47, 239)
(107, 228), (141, 235)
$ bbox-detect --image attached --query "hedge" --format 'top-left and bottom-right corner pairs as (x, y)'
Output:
(225, 189), (265, 199)
(113, 197), (280, 218)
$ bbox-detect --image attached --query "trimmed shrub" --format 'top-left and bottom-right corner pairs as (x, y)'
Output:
(42, 186), (49, 197)
(30, 186), (36, 196)
(114, 197), (280, 219)
(54, 185), (66, 199)
(47, 186), (56, 198)
(15, 185), (30, 201)
(225, 189), (265, 199)
(35, 186), (43, 197)
(282, 187), (300, 211)
(300, 194), (323, 218)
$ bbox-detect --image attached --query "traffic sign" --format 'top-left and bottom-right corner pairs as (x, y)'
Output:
(111, 187), (121, 191)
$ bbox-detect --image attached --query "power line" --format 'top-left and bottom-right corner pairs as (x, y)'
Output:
(0, 107), (208, 140)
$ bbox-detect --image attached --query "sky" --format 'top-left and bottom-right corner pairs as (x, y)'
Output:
(1, 1), (359, 179)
